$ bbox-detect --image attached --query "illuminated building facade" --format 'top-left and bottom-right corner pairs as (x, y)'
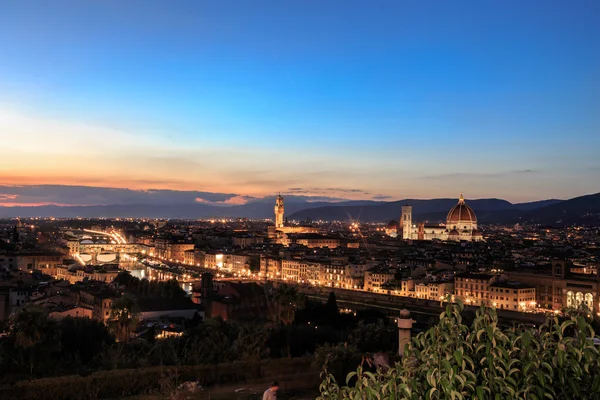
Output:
(268, 194), (319, 240)
(489, 282), (537, 311)
(401, 194), (484, 242)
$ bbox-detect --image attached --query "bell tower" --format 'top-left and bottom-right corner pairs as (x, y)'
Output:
(274, 194), (285, 228)
(401, 205), (412, 240)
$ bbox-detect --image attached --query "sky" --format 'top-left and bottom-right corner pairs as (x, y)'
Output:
(0, 0), (599, 206)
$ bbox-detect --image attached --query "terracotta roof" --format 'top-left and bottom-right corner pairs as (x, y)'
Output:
(446, 194), (477, 224)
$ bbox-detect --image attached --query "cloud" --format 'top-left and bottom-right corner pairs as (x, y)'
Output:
(324, 188), (365, 193)
(0, 184), (251, 206)
(286, 187), (366, 195)
(0, 194), (18, 201)
(0, 184), (357, 207)
(422, 169), (539, 180)
(371, 194), (393, 200)
(195, 195), (252, 206)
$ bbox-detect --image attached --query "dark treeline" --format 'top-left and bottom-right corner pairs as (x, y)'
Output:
(0, 287), (399, 385)
(114, 272), (187, 298)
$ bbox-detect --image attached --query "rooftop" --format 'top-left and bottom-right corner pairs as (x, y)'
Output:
(491, 281), (535, 289)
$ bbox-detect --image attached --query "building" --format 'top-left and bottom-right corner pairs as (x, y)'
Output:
(0, 255), (17, 271)
(454, 273), (497, 306)
(16, 252), (64, 271)
(398, 278), (415, 296)
(153, 239), (194, 262)
(260, 255), (282, 279)
(184, 249), (195, 265)
(364, 268), (395, 292)
(232, 235), (264, 248)
(416, 281), (454, 300)
(275, 194), (285, 228)
(169, 243), (195, 263)
(51, 265), (120, 284)
(202, 280), (269, 321)
(137, 297), (203, 320)
(78, 288), (118, 324)
(267, 195), (319, 239)
(384, 220), (399, 238)
(292, 234), (342, 249)
(401, 194), (484, 242)
(282, 259), (304, 282)
(503, 260), (600, 311)
(203, 251), (225, 270)
(228, 254), (248, 273)
(66, 238), (80, 255)
(320, 263), (348, 288)
(49, 306), (93, 320)
(489, 282), (536, 311)
(303, 262), (322, 285)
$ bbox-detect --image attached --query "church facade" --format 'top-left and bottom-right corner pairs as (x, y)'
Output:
(401, 194), (483, 242)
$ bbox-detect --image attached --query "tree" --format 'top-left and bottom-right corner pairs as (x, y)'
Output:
(12, 226), (19, 243)
(314, 342), (362, 382)
(231, 324), (269, 361)
(318, 301), (600, 400)
(272, 284), (305, 325)
(57, 317), (113, 368)
(272, 284), (307, 358)
(108, 294), (140, 342)
(247, 256), (261, 272)
(9, 306), (61, 375)
(326, 292), (340, 319)
(182, 318), (234, 364)
(349, 319), (397, 354)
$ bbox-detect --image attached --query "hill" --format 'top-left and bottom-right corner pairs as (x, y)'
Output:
(0, 198), (381, 219)
(519, 192), (600, 225)
(2, 193), (595, 226)
(289, 194), (600, 226)
(288, 198), (536, 223)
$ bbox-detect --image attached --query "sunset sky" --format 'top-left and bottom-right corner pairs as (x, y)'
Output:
(1, 1), (599, 206)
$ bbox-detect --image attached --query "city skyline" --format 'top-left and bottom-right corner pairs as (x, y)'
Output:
(1, 1), (599, 205)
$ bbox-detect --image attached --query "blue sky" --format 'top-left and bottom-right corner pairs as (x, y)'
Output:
(0, 0), (598, 204)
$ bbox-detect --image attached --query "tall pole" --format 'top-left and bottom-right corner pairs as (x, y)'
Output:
(397, 309), (413, 357)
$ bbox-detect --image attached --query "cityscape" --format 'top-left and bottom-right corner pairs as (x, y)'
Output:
(1, 1), (600, 400)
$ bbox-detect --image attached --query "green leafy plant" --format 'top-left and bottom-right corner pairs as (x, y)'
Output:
(318, 300), (600, 400)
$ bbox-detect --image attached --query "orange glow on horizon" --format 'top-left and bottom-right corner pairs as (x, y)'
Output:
(0, 202), (87, 207)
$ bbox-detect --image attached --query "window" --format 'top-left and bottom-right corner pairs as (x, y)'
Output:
(554, 264), (563, 275)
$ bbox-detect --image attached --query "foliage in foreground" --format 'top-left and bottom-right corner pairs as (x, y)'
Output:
(318, 301), (600, 400)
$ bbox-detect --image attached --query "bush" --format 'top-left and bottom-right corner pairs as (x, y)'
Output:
(313, 343), (362, 383)
(318, 301), (600, 399)
(1, 357), (315, 400)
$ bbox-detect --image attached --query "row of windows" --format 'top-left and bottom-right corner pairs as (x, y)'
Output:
(457, 283), (488, 290)
(490, 288), (523, 294)
(456, 290), (488, 298)
(491, 296), (535, 302)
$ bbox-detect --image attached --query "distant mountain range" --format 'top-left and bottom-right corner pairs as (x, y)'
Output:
(0, 197), (381, 220)
(288, 198), (561, 223)
(0, 193), (598, 226)
(289, 193), (600, 226)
